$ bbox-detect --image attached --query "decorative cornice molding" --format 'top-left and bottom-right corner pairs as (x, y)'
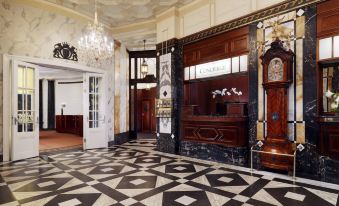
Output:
(156, 38), (179, 51)
(179, 0), (326, 46)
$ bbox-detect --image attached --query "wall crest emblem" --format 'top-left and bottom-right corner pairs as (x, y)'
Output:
(53, 42), (78, 61)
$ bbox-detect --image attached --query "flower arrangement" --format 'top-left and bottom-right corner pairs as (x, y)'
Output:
(325, 90), (339, 113)
(211, 88), (243, 101)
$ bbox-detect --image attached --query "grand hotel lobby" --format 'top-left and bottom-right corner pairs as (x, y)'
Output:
(1, 0), (339, 205)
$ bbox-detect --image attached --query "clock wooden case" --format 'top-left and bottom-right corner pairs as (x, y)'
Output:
(260, 39), (295, 171)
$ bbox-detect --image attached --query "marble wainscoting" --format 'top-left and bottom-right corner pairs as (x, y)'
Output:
(156, 133), (176, 153)
(180, 141), (248, 166)
(109, 132), (130, 147)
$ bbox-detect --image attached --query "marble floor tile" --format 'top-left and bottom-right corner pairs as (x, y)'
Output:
(0, 139), (337, 206)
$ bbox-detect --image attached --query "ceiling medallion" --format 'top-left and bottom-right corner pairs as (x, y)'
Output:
(78, 0), (113, 67)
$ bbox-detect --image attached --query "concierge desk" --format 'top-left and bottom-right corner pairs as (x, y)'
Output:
(181, 105), (248, 147)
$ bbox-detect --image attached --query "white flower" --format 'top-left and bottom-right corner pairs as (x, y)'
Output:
(227, 92), (231, 96)
(335, 96), (339, 104)
(221, 88), (227, 96)
(331, 102), (338, 110)
(212, 95), (216, 99)
(232, 88), (237, 93)
(326, 90), (334, 98)
(238, 91), (243, 96)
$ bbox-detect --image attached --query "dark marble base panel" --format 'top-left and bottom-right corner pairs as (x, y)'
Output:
(157, 134), (176, 154)
(111, 132), (130, 146)
(0, 155), (2, 162)
(319, 156), (339, 185)
(180, 140), (248, 166)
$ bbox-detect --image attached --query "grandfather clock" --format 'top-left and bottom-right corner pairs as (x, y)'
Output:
(260, 39), (295, 171)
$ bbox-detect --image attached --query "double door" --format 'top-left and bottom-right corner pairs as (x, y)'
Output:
(11, 60), (108, 161)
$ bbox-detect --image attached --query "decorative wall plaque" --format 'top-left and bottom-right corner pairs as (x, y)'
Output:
(155, 98), (172, 118)
(53, 42), (78, 61)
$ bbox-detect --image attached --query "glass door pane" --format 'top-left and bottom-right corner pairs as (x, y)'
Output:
(88, 76), (101, 128)
(17, 65), (35, 133)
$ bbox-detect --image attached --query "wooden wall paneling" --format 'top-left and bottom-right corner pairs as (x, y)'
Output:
(231, 35), (249, 56)
(317, 0), (339, 38)
(182, 116), (248, 147)
(185, 73), (249, 115)
(183, 26), (249, 67)
(318, 118), (339, 159)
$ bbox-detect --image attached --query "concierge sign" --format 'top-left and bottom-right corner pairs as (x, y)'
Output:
(195, 59), (231, 79)
(184, 55), (248, 80)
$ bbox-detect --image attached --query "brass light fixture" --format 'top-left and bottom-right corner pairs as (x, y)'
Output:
(141, 40), (148, 78)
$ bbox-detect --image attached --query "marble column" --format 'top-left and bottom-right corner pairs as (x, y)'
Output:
(299, 5), (339, 184)
(297, 5), (321, 180)
(248, 23), (260, 167)
(156, 39), (183, 154)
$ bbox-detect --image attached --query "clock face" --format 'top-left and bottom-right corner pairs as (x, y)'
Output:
(268, 58), (284, 82)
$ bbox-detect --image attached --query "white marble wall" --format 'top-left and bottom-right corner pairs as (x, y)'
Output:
(156, 0), (285, 42)
(0, 0), (128, 153)
(118, 44), (129, 134)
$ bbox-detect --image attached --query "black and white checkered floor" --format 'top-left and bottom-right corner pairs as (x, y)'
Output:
(0, 140), (338, 206)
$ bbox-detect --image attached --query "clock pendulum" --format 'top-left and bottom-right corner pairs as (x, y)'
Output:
(260, 39), (295, 171)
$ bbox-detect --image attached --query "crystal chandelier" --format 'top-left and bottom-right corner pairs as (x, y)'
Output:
(78, 0), (114, 66)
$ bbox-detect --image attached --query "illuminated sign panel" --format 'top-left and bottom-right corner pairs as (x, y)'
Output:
(195, 59), (231, 79)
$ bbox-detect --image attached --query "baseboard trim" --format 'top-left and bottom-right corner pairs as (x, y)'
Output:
(109, 131), (130, 146)
(0, 154), (3, 162)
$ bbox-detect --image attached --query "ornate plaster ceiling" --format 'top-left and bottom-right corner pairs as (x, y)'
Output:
(44, 0), (194, 27)
(44, 0), (196, 50)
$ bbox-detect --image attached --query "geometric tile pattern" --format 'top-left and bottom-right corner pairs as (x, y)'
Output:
(0, 139), (338, 206)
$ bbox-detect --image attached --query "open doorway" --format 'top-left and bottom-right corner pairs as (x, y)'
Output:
(136, 84), (157, 139)
(129, 50), (158, 140)
(38, 67), (84, 152)
(3, 55), (109, 162)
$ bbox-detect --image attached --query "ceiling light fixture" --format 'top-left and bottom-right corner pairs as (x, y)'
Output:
(141, 40), (148, 78)
(78, 0), (114, 66)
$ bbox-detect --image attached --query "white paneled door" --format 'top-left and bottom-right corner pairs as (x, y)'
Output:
(83, 73), (107, 150)
(11, 61), (39, 161)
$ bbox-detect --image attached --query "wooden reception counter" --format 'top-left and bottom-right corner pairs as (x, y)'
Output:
(181, 105), (248, 147)
(318, 116), (339, 159)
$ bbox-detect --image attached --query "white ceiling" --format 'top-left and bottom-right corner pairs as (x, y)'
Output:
(39, 67), (84, 80)
(44, 0), (197, 50)
(45, 0), (195, 27)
